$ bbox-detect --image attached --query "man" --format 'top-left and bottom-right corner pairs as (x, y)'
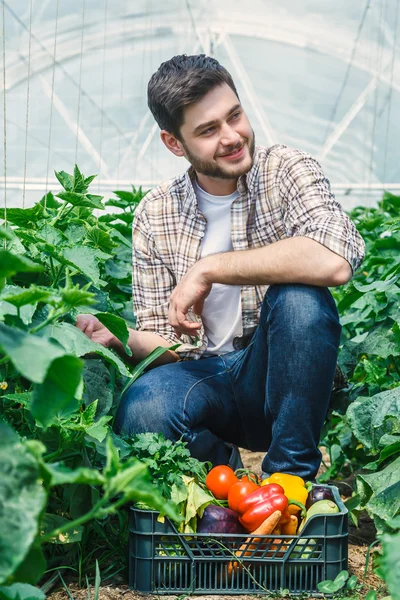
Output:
(77, 54), (365, 480)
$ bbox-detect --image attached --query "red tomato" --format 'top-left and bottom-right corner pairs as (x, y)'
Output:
(206, 465), (238, 500)
(228, 479), (259, 513)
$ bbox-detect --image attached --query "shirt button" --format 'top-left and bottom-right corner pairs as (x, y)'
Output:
(199, 232), (204, 238)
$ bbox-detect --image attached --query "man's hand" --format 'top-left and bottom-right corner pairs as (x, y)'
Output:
(76, 314), (116, 348)
(168, 262), (212, 337)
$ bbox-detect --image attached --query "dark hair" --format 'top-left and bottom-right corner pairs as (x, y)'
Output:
(147, 54), (239, 139)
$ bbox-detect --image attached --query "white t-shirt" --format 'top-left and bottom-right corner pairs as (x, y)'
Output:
(193, 180), (243, 355)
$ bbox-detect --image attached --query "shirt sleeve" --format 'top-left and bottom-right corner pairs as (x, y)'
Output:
(132, 205), (182, 346)
(278, 149), (365, 274)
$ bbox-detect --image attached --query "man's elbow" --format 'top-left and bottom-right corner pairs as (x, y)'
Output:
(331, 258), (353, 286)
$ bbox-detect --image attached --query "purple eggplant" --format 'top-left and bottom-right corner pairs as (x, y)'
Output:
(306, 486), (334, 509)
(197, 505), (245, 534)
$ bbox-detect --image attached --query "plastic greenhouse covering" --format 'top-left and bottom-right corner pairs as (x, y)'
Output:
(1, 0), (400, 209)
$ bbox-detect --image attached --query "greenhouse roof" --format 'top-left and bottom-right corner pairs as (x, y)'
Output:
(1, 0), (400, 209)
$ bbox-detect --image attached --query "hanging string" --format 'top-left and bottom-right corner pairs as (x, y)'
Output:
(383, 0), (398, 184)
(149, 0), (154, 186)
(134, 0), (151, 183)
(97, 0), (108, 195)
(321, 0), (371, 148)
(368, 0), (385, 190)
(5, 3), (129, 145)
(116, 0), (128, 186)
(22, 0), (33, 208)
(2, 0), (7, 238)
(45, 0), (60, 207)
(75, 0), (86, 166)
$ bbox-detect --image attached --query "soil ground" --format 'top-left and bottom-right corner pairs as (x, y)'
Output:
(48, 449), (385, 600)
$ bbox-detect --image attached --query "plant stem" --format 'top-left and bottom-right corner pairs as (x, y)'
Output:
(0, 356), (9, 367)
(50, 202), (68, 226)
(52, 266), (65, 289)
(41, 496), (109, 543)
(29, 310), (60, 334)
(49, 256), (56, 282)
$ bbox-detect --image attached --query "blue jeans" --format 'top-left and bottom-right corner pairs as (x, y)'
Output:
(115, 284), (341, 480)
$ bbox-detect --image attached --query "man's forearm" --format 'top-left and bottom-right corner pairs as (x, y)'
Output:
(200, 237), (352, 287)
(110, 329), (180, 367)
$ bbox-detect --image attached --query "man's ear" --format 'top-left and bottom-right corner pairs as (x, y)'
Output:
(160, 130), (185, 157)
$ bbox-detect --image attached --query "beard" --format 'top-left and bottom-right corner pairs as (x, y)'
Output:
(181, 130), (256, 180)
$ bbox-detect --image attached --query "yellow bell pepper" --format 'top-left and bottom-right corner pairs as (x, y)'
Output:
(261, 473), (308, 514)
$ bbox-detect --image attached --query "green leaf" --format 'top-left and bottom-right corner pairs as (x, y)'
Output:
(358, 325), (400, 360)
(1, 392), (32, 409)
(61, 283), (96, 310)
(0, 227), (12, 240)
(46, 322), (131, 377)
(353, 276), (399, 293)
(39, 190), (61, 208)
(37, 223), (66, 246)
(317, 570), (349, 593)
(56, 191), (104, 210)
(86, 416), (112, 442)
(40, 514), (84, 544)
(357, 456), (400, 528)
(95, 312), (132, 356)
(0, 286), (40, 325)
(44, 463), (105, 487)
(0, 423), (47, 584)
(0, 205), (45, 228)
(0, 584), (45, 600)
(347, 387), (400, 453)
(82, 360), (113, 418)
(86, 226), (116, 254)
(73, 165), (87, 193)
(346, 575), (358, 590)
(0, 323), (67, 383)
(62, 246), (104, 285)
(2, 286), (52, 308)
(84, 174), (97, 187)
(30, 355), (84, 427)
(120, 344), (181, 397)
(54, 169), (74, 191)
(0, 251), (43, 281)
(11, 544), (46, 584)
(365, 591), (377, 600)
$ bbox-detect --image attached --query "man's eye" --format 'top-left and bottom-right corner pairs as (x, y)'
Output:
(231, 111), (241, 120)
(201, 127), (215, 135)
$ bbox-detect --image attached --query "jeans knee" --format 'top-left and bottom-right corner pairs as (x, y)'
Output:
(114, 367), (185, 440)
(264, 283), (341, 334)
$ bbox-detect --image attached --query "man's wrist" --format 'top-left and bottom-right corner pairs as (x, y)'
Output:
(198, 253), (220, 284)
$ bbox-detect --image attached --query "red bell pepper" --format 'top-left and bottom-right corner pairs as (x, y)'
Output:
(239, 492), (289, 532)
(236, 483), (285, 516)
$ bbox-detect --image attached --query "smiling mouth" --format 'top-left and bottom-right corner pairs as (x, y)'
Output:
(219, 145), (244, 158)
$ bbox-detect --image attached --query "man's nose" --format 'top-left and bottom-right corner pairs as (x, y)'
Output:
(220, 122), (240, 145)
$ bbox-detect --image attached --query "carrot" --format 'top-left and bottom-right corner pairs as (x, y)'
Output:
(227, 510), (282, 578)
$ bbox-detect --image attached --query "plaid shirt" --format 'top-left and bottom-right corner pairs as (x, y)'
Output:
(132, 144), (365, 359)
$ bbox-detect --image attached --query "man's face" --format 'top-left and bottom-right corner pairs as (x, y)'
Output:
(178, 83), (255, 180)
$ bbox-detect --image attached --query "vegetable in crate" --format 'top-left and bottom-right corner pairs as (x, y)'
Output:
(298, 499), (339, 532)
(306, 485), (334, 509)
(205, 465), (238, 499)
(197, 505), (245, 534)
(227, 478), (259, 512)
(228, 510), (282, 577)
(262, 472), (308, 514)
(237, 484), (289, 532)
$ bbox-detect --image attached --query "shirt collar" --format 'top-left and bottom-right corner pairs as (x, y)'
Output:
(182, 145), (261, 210)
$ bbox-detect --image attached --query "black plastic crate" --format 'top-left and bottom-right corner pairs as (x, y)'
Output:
(129, 485), (348, 595)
